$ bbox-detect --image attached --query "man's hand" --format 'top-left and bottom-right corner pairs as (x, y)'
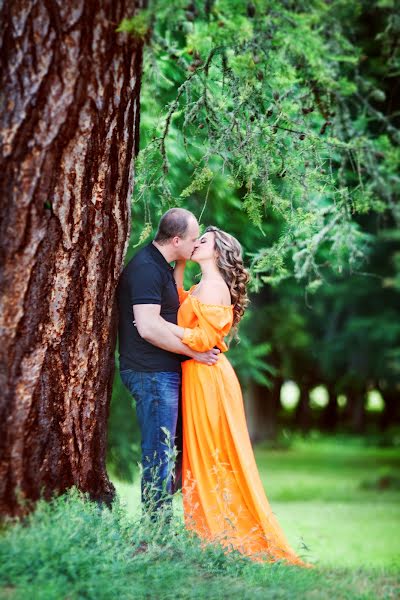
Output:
(191, 347), (220, 366)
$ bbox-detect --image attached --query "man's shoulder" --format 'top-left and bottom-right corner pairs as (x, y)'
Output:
(123, 246), (163, 277)
(125, 245), (152, 267)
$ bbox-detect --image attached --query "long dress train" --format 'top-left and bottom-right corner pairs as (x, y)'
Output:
(178, 286), (307, 566)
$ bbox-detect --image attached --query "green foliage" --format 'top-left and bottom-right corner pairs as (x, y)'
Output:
(127, 0), (399, 285)
(180, 166), (213, 198)
(116, 11), (152, 41)
(106, 366), (140, 482)
(229, 318), (276, 387)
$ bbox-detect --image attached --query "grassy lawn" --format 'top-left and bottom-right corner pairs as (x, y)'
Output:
(255, 437), (400, 570)
(112, 435), (400, 598)
(1, 436), (399, 599)
(115, 436), (400, 571)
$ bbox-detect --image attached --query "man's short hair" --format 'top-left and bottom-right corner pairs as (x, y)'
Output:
(154, 208), (195, 244)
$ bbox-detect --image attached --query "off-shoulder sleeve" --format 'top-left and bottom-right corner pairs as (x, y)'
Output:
(181, 300), (233, 352)
(177, 287), (190, 304)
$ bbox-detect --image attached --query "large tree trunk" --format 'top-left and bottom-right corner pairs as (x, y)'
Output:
(244, 377), (283, 443)
(346, 387), (367, 433)
(380, 388), (399, 431)
(321, 383), (339, 431)
(294, 384), (312, 432)
(0, 0), (143, 517)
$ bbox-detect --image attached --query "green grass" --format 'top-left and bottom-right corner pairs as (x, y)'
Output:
(254, 436), (400, 570)
(115, 435), (400, 570)
(1, 436), (399, 599)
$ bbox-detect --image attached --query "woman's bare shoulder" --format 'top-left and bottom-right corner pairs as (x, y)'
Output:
(193, 280), (231, 306)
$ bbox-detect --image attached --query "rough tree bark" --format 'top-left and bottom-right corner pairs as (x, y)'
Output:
(0, 0), (143, 516)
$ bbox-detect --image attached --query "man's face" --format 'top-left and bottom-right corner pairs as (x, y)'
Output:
(175, 217), (200, 260)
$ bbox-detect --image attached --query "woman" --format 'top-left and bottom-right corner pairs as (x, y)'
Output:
(165, 226), (307, 566)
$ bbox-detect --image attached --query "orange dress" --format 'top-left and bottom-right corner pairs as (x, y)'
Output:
(178, 286), (307, 566)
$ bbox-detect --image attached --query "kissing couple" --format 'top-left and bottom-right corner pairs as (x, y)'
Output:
(117, 208), (307, 566)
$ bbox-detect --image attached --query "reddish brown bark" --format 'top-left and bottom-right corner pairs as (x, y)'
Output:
(0, 0), (143, 516)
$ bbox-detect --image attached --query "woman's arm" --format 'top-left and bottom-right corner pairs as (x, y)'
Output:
(163, 282), (232, 352)
(164, 316), (222, 352)
(173, 259), (186, 289)
(164, 320), (185, 339)
(165, 281), (228, 341)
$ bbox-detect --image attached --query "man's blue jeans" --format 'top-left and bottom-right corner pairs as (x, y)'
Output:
(120, 369), (180, 520)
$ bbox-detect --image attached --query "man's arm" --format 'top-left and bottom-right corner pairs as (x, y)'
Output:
(133, 304), (219, 365)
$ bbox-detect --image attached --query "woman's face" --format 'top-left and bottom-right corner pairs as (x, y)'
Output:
(190, 231), (216, 263)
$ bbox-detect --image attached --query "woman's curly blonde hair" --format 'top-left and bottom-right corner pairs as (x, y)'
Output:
(205, 226), (250, 328)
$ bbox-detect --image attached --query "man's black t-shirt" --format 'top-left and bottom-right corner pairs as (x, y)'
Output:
(117, 243), (184, 372)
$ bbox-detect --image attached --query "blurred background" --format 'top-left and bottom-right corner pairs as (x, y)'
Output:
(107, 0), (400, 571)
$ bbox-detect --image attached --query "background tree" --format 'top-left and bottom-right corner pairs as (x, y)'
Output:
(0, 0), (143, 517)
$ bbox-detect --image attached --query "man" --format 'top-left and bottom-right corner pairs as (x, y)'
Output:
(117, 208), (219, 520)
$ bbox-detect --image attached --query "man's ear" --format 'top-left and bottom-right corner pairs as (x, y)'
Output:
(172, 236), (180, 247)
